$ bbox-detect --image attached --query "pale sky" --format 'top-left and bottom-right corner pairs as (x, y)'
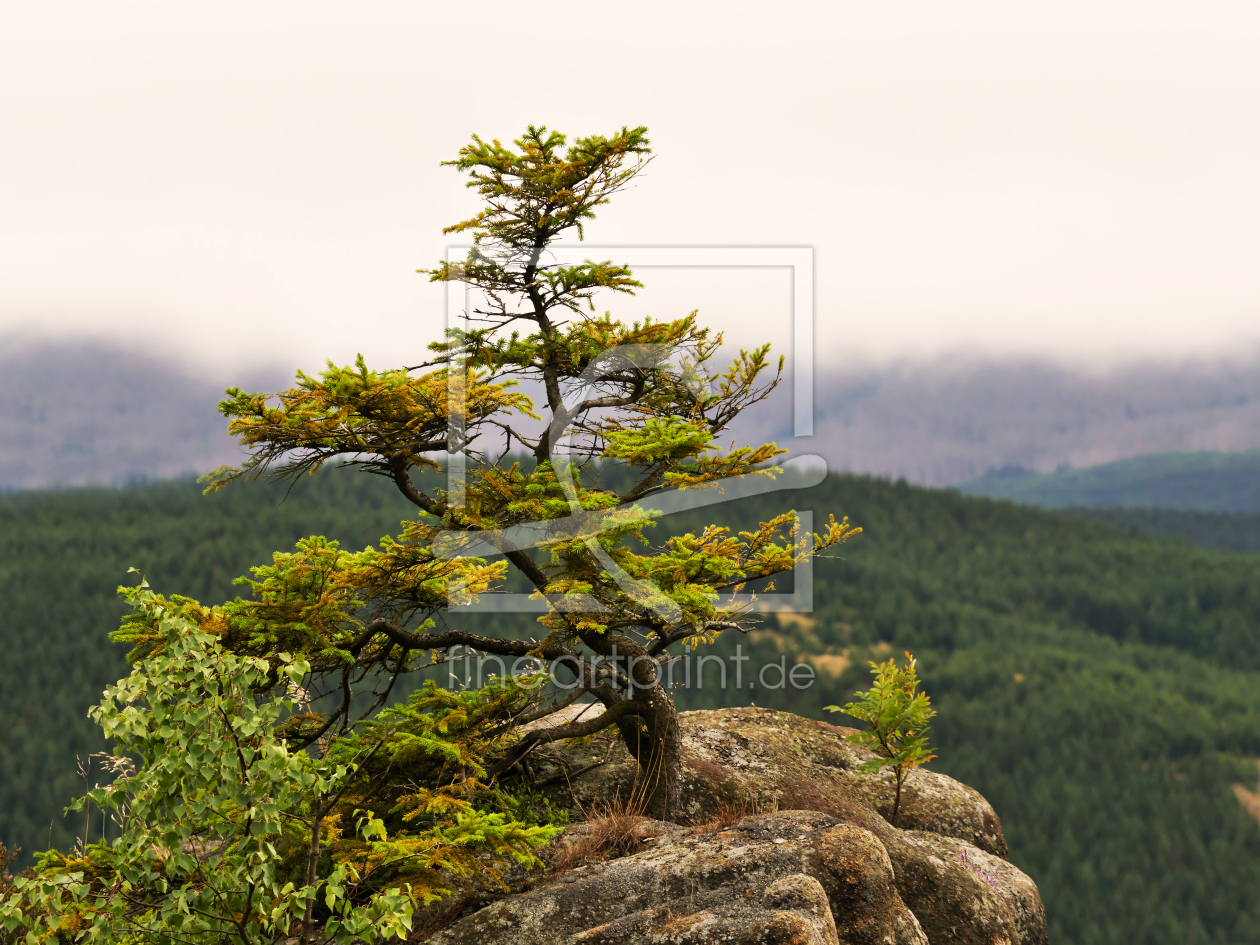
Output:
(3, 0), (1259, 379)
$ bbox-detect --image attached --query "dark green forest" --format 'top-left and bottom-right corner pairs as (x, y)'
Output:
(3, 470), (1260, 945)
(1062, 505), (1260, 554)
(957, 448), (1260, 512)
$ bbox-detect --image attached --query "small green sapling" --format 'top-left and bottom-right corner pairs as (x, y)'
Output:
(826, 651), (936, 828)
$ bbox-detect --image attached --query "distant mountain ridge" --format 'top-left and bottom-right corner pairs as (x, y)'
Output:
(956, 450), (1260, 513)
(750, 354), (1260, 486)
(0, 339), (285, 491)
(6, 338), (1260, 490)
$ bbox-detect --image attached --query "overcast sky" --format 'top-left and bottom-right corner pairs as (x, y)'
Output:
(3, 0), (1259, 378)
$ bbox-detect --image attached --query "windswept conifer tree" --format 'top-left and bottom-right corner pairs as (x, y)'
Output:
(133, 125), (857, 820)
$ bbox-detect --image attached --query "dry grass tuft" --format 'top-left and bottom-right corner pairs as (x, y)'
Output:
(687, 794), (777, 835)
(552, 796), (648, 872)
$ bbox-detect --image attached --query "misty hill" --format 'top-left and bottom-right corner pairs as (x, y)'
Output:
(4, 471), (1260, 944)
(956, 449), (1260, 512)
(6, 338), (1260, 491)
(0, 339), (284, 491)
(756, 355), (1260, 485)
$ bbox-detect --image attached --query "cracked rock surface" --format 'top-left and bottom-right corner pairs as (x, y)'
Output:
(429, 811), (918, 945)
(542, 707), (1008, 860)
(420, 709), (1045, 944)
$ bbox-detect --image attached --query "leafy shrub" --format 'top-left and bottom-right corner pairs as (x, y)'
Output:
(1, 589), (557, 944)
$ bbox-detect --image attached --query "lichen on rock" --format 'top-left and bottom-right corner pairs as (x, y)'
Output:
(415, 708), (1045, 944)
(429, 810), (921, 945)
(537, 707), (1008, 858)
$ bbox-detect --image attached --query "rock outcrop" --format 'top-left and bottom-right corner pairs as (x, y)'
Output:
(422, 708), (1046, 945)
(539, 706), (1008, 859)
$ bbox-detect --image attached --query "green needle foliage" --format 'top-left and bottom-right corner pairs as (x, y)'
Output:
(2, 124), (856, 941)
(186, 123), (855, 821)
(827, 652), (937, 827)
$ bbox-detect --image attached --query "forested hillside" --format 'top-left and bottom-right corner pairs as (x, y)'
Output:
(670, 477), (1260, 945)
(1063, 505), (1260, 554)
(0, 472), (420, 863)
(3, 471), (1260, 945)
(957, 449), (1260, 512)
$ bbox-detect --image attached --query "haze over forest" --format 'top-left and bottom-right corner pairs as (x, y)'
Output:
(5, 337), (1260, 492)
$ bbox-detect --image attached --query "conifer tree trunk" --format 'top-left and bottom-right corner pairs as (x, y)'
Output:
(608, 690), (683, 821)
(643, 690), (684, 821)
(590, 633), (685, 821)
(198, 123), (857, 844)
